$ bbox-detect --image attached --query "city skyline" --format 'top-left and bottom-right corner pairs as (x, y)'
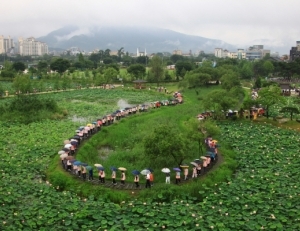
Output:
(1, 0), (300, 54)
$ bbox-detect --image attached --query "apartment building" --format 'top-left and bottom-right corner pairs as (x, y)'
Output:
(289, 41), (300, 61)
(18, 37), (48, 56)
(0, 35), (14, 54)
(214, 45), (269, 60)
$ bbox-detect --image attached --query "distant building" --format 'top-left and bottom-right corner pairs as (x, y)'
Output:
(18, 37), (48, 56)
(137, 48), (147, 57)
(289, 41), (300, 61)
(0, 35), (14, 54)
(173, 49), (182, 55)
(214, 45), (270, 60)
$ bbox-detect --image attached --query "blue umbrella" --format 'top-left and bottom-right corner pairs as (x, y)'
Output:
(97, 166), (105, 171)
(73, 161), (81, 166)
(79, 126), (85, 129)
(132, 170), (140, 175)
(173, 167), (181, 172)
(71, 141), (77, 145)
(81, 163), (88, 166)
(86, 166), (93, 171)
(110, 166), (117, 171)
(92, 122), (97, 125)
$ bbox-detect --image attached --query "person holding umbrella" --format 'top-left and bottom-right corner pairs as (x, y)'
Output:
(82, 166), (87, 180)
(162, 168), (171, 184)
(134, 174), (139, 188)
(145, 173), (151, 188)
(192, 166), (197, 178)
(88, 167), (93, 181)
(111, 168), (117, 185)
(120, 171), (126, 186)
(100, 169), (105, 183)
(173, 168), (181, 184)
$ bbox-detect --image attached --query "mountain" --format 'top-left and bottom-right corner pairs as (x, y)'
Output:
(37, 26), (236, 54)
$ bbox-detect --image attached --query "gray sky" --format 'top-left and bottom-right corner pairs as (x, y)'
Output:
(1, 0), (299, 54)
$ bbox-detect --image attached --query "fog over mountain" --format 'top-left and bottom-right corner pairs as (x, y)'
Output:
(38, 26), (237, 54)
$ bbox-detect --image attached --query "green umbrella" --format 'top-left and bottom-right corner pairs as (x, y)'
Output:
(85, 166), (93, 171)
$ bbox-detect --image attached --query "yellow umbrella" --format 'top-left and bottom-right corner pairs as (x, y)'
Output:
(180, 165), (189, 168)
(201, 156), (207, 160)
(94, 164), (102, 167)
(118, 167), (127, 171)
(87, 123), (92, 127)
(212, 140), (218, 143)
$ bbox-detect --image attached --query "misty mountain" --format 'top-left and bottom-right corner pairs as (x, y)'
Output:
(38, 26), (236, 54)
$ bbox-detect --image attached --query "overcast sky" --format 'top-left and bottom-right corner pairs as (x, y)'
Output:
(1, 0), (299, 54)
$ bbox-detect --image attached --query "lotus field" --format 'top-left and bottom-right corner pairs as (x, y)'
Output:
(1, 88), (300, 230)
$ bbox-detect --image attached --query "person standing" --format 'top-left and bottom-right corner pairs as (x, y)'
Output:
(82, 167), (87, 180)
(77, 165), (81, 177)
(184, 168), (188, 180)
(192, 166), (197, 178)
(134, 175), (139, 188)
(150, 172), (154, 186)
(88, 168), (93, 181)
(112, 170), (117, 185)
(145, 173), (151, 188)
(100, 170), (105, 183)
(175, 171), (181, 184)
(165, 172), (170, 184)
(120, 171), (126, 186)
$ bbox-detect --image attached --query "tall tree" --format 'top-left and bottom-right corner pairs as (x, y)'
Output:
(50, 58), (70, 74)
(144, 124), (189, 167)
(149, 55), (164, 86)
(12, 62), (26, 72)
(258, 85), (285, 118)
(127, 64), (146, 80)
(220, 71), (241, 91)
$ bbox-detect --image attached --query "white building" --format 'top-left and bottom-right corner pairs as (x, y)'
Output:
(18, 37), (48, 56)
(137, 48), (147, 57)
(0, 35), (14, 54)
(214, 48), (223, 58)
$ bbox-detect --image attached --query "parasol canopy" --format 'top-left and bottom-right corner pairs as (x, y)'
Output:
(173, 167), (181, 172)
(97, 166), (105, 171)
(64, 140), (70, 145)
(58, 150), (65, 155)
(85, 166), (93, 171)
(118, 167), (127, 171)
(94, 164), (102, 167)
(132, 170), (140, 175)
(141, 169), (150, 175)
(201, 156), (207, 160)
(60, 153), (68, 159)
(190, 162), (198, 167)
(161, 168), (170, 173)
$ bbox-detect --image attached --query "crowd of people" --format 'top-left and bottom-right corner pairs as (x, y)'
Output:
(58, 92), (219, 188)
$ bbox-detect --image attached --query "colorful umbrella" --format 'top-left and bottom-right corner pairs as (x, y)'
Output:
(97, 166), (105, 171)
(161, 168), (170, 173)
(173, 167), (181, 172)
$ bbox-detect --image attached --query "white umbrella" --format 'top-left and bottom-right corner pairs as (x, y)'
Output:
(118, 167), (127, 171)
(161, 168), (170, 173)
(64, 144), (72, 149)
(60, 153), (68, 159)
(190, 162), (198, 167)
(201, 156), (207, 160)
(94, 163), (102, 167)
(58, 150), (65, 155)
(141, 169), (150, 175)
